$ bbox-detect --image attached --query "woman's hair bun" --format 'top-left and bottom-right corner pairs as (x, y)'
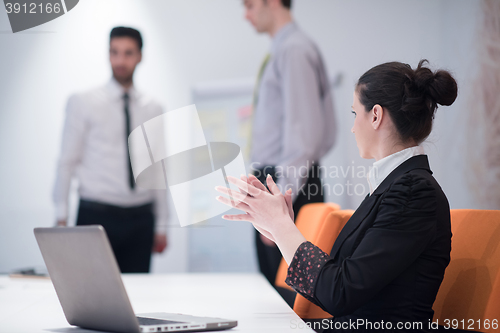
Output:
(413, 59), (458, 106)
(356, 59), (458, 144)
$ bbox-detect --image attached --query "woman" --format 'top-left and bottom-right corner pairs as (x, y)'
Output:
(216, 60), (457, 332)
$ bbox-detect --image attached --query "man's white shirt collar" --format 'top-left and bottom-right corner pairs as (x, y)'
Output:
(106, 77), (138, 100)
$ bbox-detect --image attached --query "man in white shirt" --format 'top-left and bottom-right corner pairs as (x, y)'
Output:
(53, 27), (168, 273)
(243, 0), (336, 293)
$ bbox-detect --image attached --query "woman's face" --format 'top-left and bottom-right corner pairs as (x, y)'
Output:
(351, 91), (376, 159)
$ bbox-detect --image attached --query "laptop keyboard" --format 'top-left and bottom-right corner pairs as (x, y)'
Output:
(137, 317), (185, 326)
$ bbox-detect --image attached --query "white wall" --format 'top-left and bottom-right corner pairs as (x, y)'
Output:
(0, 0), (483, 274)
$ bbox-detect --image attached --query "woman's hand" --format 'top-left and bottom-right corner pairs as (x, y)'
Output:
(227, 174), (277, 243)
(215, 173), (306, 265)
(239, 174), (291, 246)
(215, 174), (293, 237)
(244, 174), (295, 222)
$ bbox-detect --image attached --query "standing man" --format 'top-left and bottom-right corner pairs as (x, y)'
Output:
(53, 27), (168, 273)
(243, 0), (336, 289)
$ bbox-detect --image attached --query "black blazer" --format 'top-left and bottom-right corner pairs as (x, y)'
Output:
(315, 155), (451, 332)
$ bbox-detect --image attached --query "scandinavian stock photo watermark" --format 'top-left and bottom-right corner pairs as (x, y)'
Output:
(3, 0), (80, 33)
(128, 105), (377, 227)
(250, 160), (378, 199)
(290, 318), (499, 331)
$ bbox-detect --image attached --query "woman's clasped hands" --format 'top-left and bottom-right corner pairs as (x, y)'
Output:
(215, 173), (306, 264)
(215, 174), (294, 243)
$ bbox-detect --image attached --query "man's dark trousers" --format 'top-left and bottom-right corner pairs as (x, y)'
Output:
(76, 199), (155, 273)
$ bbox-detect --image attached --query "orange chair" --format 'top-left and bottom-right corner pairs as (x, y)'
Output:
(275, 202), (340, 292)
(433, 209), (500, 332)
(275, 207), (354, 319)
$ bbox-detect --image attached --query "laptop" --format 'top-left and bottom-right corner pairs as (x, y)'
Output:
(34, 226), (237, 333)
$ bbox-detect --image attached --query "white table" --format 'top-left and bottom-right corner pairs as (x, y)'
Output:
(0, 273), (314, 332)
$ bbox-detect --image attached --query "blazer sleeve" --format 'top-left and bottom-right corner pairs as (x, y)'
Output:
(287, 172), (438, 317)
(286, 241), (330, 306)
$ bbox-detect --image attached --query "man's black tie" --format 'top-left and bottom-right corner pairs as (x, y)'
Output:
(123, 93), (135, 190)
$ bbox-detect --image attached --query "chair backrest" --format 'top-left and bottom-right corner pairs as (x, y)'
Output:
(274, 202), (340, 292)
(290, 209), (354, 319)
(433, 209), (500, 332)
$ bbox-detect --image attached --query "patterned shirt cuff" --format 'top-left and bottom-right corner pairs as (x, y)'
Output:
(285, 241), (329, 303)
